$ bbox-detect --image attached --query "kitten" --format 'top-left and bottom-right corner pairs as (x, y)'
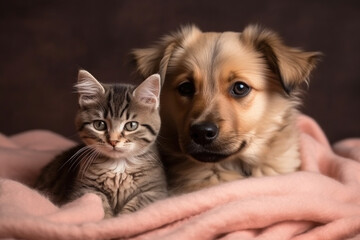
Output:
(35, 70), (167, 217)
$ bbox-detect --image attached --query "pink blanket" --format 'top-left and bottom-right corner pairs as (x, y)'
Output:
(1, 115), (360, 240)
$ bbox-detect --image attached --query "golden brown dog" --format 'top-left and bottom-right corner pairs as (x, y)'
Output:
(132, 25), (321, 194)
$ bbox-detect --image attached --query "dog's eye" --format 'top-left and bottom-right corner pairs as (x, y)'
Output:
(231, 82), (251, 97)
(177, 81), (195, 97)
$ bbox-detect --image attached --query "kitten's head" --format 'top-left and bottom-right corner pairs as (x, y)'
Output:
(75, 70), (161, 159)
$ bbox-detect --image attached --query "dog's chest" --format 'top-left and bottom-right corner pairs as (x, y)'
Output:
(167, 158), (244, 194)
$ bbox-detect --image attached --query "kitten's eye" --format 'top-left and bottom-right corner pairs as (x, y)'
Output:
(93, 120), (107, 131)
(230, 81), (251, 98)
(124, 121), (138, 131)
(177, 80), (195, 97)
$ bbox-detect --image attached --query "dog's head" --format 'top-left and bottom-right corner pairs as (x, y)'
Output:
(132, 25), (321, 163)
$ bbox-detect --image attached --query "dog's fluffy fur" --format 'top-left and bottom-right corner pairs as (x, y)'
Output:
(133, 25), (321, 194)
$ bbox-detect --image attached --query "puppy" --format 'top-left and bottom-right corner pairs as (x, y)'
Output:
(132, 25), (321, 194)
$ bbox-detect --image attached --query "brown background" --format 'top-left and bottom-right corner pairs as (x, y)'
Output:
(0, 0), (359, 143)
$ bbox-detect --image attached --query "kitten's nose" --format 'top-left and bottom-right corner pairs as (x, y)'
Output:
(190, 122), (219, 145)
(109, 140), (119, 147)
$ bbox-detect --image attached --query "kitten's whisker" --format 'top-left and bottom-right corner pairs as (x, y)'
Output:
(149, 154), (163, 167)
(80, 143), (104, 173)
(68, 146), (94, 172)
(155, 134), (166, 140)
(80, 148), (100, 179)
(60, 146), (92, 171)
(77, 147), (97, 174)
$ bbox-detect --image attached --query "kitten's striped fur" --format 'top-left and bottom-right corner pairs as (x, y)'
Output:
(36, 70), (167, 217)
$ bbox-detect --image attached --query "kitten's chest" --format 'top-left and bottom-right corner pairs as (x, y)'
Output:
(86, 161), (136, 192)
(96, 170), (134, 193)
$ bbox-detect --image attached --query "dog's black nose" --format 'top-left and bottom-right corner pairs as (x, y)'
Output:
(190, 122), (219, 145)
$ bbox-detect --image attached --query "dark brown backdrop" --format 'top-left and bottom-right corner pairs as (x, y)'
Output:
(0, 0), (359, 143)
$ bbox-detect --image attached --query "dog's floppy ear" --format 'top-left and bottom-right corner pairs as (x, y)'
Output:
(240, 25), (322, 94)
(132, 25), (201, 85)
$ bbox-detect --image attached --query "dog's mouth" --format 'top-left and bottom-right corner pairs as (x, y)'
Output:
(190, 151), (230, 162)
(187, 141), (247, 163)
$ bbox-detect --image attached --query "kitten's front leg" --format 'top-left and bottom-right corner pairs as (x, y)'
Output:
(117, 190), (167, 215)
(75, 189), (114, 218)
(97, 192), (114, 218)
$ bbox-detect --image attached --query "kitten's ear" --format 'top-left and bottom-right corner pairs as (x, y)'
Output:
(75, 70), (105, 106)
(133, 74), (161, 109)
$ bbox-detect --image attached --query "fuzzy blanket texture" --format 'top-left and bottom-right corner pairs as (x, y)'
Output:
(0, 115), (360, 240)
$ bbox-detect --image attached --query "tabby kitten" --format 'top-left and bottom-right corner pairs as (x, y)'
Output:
(36, 70), (167, 217)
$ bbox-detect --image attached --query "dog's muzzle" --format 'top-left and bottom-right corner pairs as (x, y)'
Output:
(190, 122), (219, 145)
(188, 122), (228, 162)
